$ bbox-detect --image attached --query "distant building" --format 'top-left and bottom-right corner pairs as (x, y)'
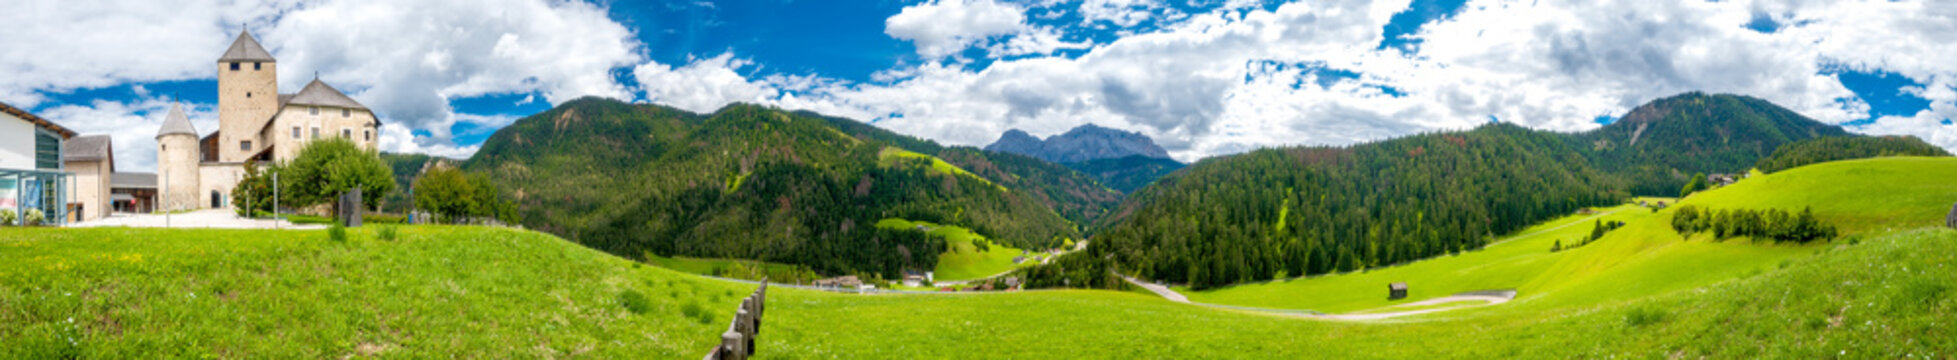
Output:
(110, 173), (157, 213)
(813, 276), (861, 289)
(61, 135), (114, 222)
(1707, 173), (1741, 187)
(1388, 282), (1409, 300)
(1, 101), (77, 225)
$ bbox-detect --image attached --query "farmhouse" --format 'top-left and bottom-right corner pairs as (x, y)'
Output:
(155, 29), (381, 212)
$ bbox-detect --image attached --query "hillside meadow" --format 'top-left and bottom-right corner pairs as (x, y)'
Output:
(2, 224), (1948, 358)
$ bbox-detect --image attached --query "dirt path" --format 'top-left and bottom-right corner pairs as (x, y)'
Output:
(1121, 276), (1190, 303)
(1307, 290), (1515, 320)
(1121, 275), (1515, 320)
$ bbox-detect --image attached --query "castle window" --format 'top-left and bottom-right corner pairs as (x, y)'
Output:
(342, 109), (350, 117)
(246, 92), (252, 98)
(312, 127), (320, 139)
(254, 62), (261, 71)
(365, 130), (371, 141)
(230, 62), (239, 71)
(310, 106), (319, 115)
(342, 129), (351, 139)
(241, 141), (252, 151)
(292, 126), (300, 139)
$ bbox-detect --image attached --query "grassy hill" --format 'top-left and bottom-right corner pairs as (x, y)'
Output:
(463, 98), (1083, 279)
(875, 218), (1039, 282)
(5, 217), (1949, 357)
(1183, 157), (1957, 313)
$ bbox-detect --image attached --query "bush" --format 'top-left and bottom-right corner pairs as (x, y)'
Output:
(619, 289), (653, 315)
(328, 224), (347, 243)
(1624, 306), (1668, 327)
(23, 209), (45, 226)
(0, 209), (14, 226)
(377, 226), (398, 242)
(363, 213), (406, 224)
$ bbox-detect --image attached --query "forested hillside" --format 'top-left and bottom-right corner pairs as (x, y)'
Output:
(464, 98), (1083, 278)
(1094, 123), (1625, 289)
(1754, 135), (1949, 173)
(1581, 92), (1847, 195)
(1065, 155), (1185, 193)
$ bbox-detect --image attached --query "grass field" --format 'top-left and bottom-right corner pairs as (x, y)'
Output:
(875, 218), (1036, 282)
(1185, 157), (1957, 314)
(876, 147), (1005, 191)
(5, 224), (1945, 358)
(3, 158), (1950, 358)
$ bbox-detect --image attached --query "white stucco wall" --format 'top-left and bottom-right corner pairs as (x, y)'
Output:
(0, 112), (34, 169)
(67, 159), (111, 221)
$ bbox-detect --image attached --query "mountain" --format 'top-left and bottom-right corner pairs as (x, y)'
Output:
(1581, 92), (1848, 195)
(464, 97), (1090, 279)
(984, 124), (1173, 163)
(1049, 92), (1868, 289)
(811, 113), (1122, 226)
(1065, 155), (1186, 194)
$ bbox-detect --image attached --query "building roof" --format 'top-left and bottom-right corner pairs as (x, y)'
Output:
(0, 101), (77, 139)
(218, 29), (276, 63)
(287, 79), (370, 111)
(156, 102), (198, 138)
(62, 135), (114, 166)
(111, 172), (157, 189)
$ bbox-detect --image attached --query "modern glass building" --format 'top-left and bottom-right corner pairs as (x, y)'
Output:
(1, 101), (76, 226)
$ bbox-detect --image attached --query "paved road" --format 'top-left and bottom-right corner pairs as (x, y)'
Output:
(68, 209), (323, 229)
(1121, 275), (1190, 303)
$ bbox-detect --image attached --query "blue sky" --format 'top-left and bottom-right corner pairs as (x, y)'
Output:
(5, 0), (1954, 172)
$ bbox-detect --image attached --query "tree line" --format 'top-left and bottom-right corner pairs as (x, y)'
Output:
(1754, 136), (1950, 173)
(1669, 205), (1836, 243)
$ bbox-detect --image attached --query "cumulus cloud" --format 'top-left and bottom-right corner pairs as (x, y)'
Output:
(0, 0), (295, 107)
(885, 0), (1033, 59)
(634, 53), (781, 114)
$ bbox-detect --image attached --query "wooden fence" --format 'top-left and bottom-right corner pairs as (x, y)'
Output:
(704, 279), (767, 360)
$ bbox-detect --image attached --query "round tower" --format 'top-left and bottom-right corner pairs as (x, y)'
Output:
(156, 103), (202, 212)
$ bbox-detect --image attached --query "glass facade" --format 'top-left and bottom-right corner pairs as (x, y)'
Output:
(35, 130), (60, 170)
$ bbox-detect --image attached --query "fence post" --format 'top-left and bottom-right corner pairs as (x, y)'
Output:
(719, 329), (746, 360)
(737, 300), (754, 355)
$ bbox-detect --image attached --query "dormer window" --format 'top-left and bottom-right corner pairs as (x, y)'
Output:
(310, 106), (319, 115)
(230, 62), (239, 71)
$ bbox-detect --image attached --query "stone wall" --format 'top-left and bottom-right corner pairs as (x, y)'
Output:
(197, 163), (246, 209)
(262, 106), (380, 162)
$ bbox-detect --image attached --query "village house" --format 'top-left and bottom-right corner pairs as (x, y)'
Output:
(156, 29), (381, 212)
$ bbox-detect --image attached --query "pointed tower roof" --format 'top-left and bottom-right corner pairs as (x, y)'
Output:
(218, 29), (275, 62)
(156, 102), (198, 139)
(286, 78), (369, 111)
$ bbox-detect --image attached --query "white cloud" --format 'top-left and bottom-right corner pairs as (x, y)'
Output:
(633, 53), (781, 114)
(886, 0), (1033, 59)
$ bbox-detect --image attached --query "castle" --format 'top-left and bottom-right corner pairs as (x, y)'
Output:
(155, 29), (380, 211)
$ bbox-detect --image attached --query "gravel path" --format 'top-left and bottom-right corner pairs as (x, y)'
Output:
(1121, 275), (1516, 320)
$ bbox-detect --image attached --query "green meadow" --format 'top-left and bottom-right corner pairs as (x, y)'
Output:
(2, 158), (1951, 358)
(875, 218), (1035, 282)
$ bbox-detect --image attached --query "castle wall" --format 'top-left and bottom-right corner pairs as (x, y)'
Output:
(156, 134), (202, 211)
(263, 106), (380, 162)
(196, 163), (246, 209)
(217, 60), (278, 162)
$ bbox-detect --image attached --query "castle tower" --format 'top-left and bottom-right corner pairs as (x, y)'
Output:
(155, 102), (202, 212)
(216, 28), (278, 162)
